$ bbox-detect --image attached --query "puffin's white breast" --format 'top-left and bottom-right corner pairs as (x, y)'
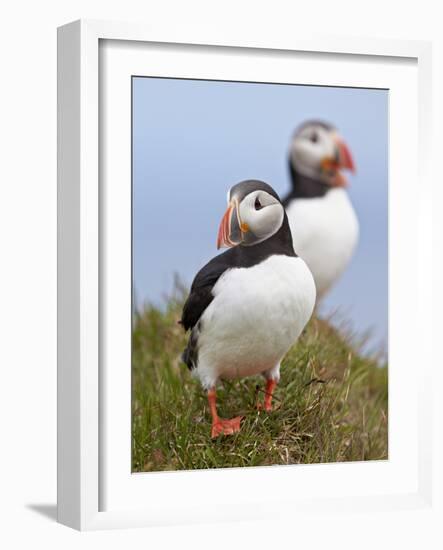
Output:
(195, 255), (316, 389)
(286, 188), (359, 298)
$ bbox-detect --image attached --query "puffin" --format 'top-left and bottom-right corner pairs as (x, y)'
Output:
(180, 180), (316, 438)
(282, 121), (358, 299)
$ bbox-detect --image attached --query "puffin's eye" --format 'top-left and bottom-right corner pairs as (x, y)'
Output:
(254, 196), (263, 210)
(310, 131), (318, 143)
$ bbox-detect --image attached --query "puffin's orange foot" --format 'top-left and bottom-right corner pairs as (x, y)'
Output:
(211, 416), (243, 438)
(257, 379), (277, 412)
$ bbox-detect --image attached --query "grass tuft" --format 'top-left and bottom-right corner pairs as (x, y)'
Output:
(132, 289), (388, 472)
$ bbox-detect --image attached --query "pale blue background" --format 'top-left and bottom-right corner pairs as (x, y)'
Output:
(133, 77), (388, 355)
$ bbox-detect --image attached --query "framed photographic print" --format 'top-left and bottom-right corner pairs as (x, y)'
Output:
(57, 19), (433, 530)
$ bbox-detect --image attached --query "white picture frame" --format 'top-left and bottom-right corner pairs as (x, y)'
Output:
(57, 19), (433, 531)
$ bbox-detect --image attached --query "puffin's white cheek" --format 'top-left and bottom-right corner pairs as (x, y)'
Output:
(294, 140), (333, 169)
(247, 205), (284, 239)
(293, 143), (318, 168)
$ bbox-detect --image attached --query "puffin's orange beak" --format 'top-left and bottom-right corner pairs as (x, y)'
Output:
(321, 135), (356, 188)
(335, 136), (355, 173)
(217, 200), (242, 249)
(217, 203), (234, 249)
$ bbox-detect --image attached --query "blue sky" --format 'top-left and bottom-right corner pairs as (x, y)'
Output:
(132, 77), (388, 354)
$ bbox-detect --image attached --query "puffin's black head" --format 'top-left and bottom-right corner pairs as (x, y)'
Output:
(289, 120), (356, 187)
(217, 180), (285, 249)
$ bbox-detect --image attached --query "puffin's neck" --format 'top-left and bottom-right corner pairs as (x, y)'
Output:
(282, 161), (330, 205)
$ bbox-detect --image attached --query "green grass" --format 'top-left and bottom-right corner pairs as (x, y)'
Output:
(132, 287), (388, 472)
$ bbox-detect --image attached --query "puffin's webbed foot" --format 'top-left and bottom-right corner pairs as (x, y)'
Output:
(211, 416), (243, 438)
(207, 387), (243, 438)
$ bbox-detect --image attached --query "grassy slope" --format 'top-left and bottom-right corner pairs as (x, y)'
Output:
(132, 290), (388, 472)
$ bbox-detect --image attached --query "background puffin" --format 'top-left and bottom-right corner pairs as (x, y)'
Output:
(282, 121), (358, 299)
(181, 180), (316, 438)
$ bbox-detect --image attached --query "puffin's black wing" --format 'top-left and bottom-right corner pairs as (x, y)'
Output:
(180, 285), (214, 332)
(180, 253), (232, 371)
(180, 253), (231, 331)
